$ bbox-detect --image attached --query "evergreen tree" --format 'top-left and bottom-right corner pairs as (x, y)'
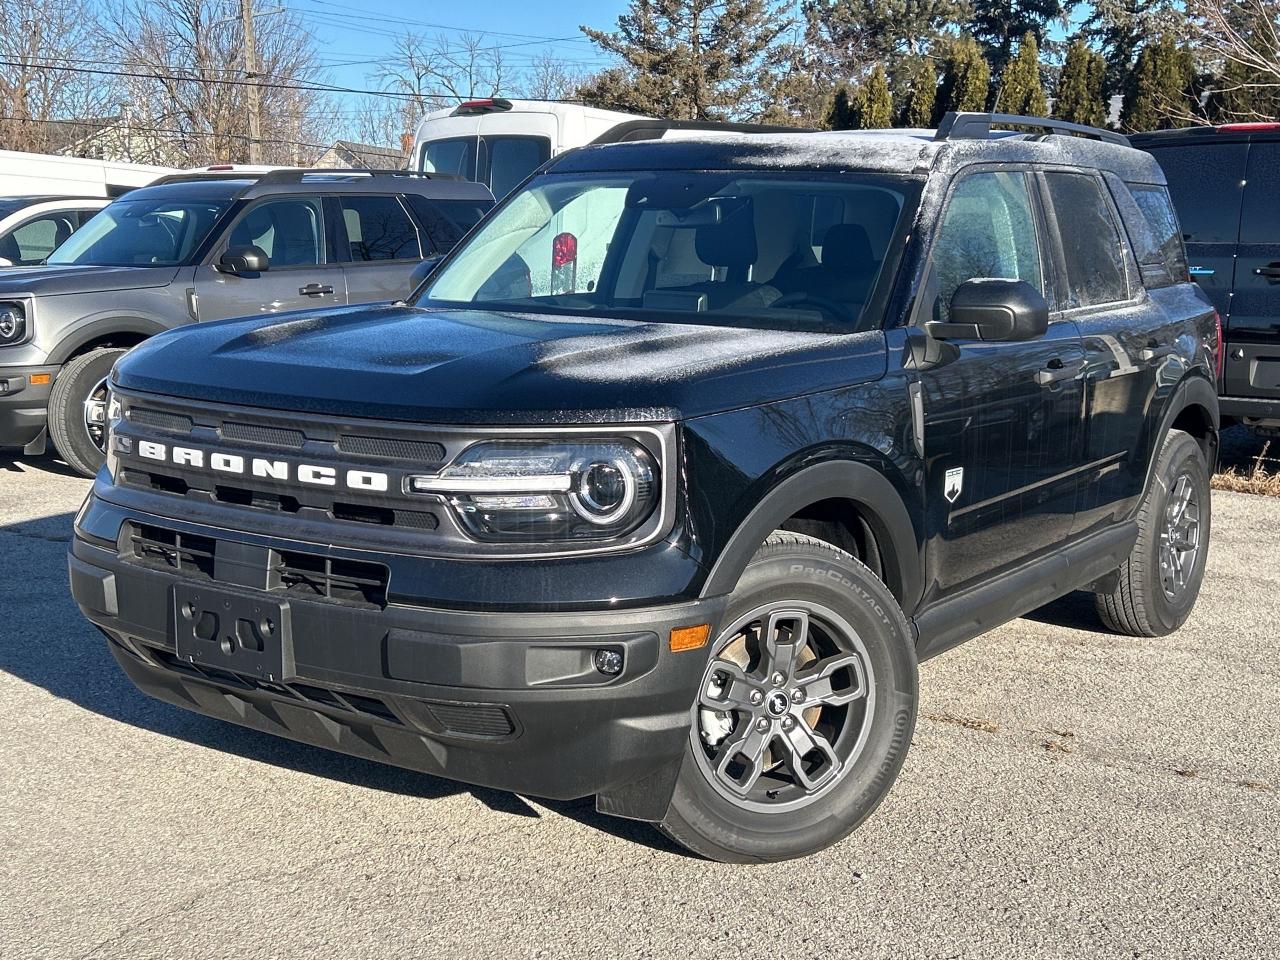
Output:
(1082, 0), (1184, 97)
(1120, 32), (1195, 131)
(827, 85), (857, 129)
(1054, 38), (1108, 126)
(996, 32), (1048, 116)
(935, 34), (992, 120)
(972, 0), (1072, 76)
(855, 64), (895, 128)
(578, 0), (794, 120)
(897, 55), (938, 127)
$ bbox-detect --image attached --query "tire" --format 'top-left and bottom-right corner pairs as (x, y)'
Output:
(48, 347), (126, 478)
(659, 531), (918, 863)
(1094, 429), (1211, 637)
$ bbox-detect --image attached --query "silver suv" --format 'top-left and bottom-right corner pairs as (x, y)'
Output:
(0, 169), (493, 475)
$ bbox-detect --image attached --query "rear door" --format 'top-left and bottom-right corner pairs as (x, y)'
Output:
(332, 193), (425, 304)
(1146, 140), (1246, 319)
(1225, 138), (1280, 404)
(193, 194), (344, 321)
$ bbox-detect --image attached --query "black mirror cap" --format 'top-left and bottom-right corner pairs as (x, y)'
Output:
(217, 244), (269, 275)
(928, 278), (1049, 342)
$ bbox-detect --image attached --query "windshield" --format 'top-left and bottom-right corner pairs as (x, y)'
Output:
(420, 171), (913, 331)
(48, 197), (230, 267)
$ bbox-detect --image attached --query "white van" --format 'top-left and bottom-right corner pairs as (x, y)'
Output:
(0, 150), (175, 198)
(410, 99), (649, 199)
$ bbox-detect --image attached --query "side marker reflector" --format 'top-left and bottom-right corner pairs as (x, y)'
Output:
(30, 373), (51, 385)
(669, 624), (710, 652)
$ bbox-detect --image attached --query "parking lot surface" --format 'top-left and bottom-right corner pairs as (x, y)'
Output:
(1, 453), (1275, 960)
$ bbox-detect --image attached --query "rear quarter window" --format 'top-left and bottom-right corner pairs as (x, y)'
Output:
(1111, 177), (1189, 288)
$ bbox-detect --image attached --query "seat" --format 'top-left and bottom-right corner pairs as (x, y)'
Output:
(670, 198), (780, 311)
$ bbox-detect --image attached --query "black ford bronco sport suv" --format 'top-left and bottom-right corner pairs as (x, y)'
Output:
(69, 113), (1220, 862)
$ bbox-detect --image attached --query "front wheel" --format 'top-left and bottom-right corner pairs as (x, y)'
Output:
(47, 347), (127, 478)
(659, 532), (918, 863)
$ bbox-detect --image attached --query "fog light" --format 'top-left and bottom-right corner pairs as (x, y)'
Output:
(593, 649), (624, 676)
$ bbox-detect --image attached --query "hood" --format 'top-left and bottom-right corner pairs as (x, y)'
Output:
(0, 264), (180, 297)
(113, 304), (888, 424)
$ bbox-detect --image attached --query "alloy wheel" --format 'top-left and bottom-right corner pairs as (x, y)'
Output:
(1159, 470), (1202, 600)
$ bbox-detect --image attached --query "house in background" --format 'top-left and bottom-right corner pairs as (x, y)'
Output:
(311, 140), (407, 170)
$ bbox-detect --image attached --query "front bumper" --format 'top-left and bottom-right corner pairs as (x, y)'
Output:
(0, 363), (57, 448)
(69, 523), (727, 820)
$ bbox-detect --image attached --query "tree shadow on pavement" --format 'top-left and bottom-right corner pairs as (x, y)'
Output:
(0, 507), (693, 854)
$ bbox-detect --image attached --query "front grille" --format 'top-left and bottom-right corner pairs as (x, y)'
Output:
(338, 434), (446, 464)
(427, 702), (515, 738)
(128, 524), (215, 579)
(220, 421), (305, 448)
(275, 551), (389, 607)
(128, 408), (193, 434)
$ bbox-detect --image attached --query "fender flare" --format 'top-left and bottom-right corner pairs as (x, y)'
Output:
(47, 317), (168, 366)
(1141, 373), (1220, 500)
(699, 459), (923, 615)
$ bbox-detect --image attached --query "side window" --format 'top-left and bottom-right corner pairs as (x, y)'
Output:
(6, 214), (78, 265)
(404, 196), (493, 252)
(1126, 182), (1189, 286)
(1043, 172), (1130, 308)
(1146, 143), (1246, 244)
(1241, 142), (1280, 245)
(339, 195), (421, 262)
(928, 171), (1043, 322)
(227, 197), (323, 267)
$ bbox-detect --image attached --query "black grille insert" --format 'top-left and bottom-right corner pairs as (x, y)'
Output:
(427, 702), (515, 738)
(275, 551), (388, 607)
(128, 408), (193, 434)
(338, 434), (446, 464)
(220, 421), (305, 448)
(127, 524), (215, 579)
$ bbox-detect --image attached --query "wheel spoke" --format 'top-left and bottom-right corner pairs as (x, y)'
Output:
(778, 720), (841, 792)
(713, 723), (771, 796)
(764, 608), (809, 680)
(698, 660), (763, 711)
(796, 652), (866, 707)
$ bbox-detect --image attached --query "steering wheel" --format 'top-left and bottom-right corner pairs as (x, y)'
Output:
(768, 292), (855, 325)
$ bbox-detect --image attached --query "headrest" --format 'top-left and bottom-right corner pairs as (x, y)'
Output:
(821, 223), (874, 272)
(695, 198), (757, 269)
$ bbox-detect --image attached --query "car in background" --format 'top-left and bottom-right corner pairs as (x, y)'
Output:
(0, 196), (110, 267)
(1131, 123), (1280, 435)
(0, 168), (493, 476)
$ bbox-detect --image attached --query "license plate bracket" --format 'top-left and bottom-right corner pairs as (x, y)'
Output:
(172, 583), (294, 682)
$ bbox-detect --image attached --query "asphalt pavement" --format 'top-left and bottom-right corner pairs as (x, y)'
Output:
(1, 452), (1275, 960)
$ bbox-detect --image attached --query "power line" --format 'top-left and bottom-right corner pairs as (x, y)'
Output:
(10, 115), (333, 151)
(290, 0), (595, 45)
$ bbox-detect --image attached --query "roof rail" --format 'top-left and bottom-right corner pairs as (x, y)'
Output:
(590, 118), (814, 145)
(935, 111), (1129, 147)
(150, 168), (455, 188)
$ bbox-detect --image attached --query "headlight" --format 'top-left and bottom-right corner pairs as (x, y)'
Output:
(0, 302), (25, 344)
(407, 440), (659, 543)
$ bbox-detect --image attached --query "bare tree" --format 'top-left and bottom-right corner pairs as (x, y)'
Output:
(377, 31), (510, 116)
(348, 94), (415, 149)
(1190, 0), (1280, 121)
(101, 0), (331, 166)
(521, 53), (585, 101)
(0, 0), (114, 154)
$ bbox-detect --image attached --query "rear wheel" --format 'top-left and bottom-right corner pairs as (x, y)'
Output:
(659, 532), (917, 862)
(1094, 429), (1211, 637)
(48, 347), (126, 478)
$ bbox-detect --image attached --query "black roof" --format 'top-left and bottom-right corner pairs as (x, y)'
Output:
(1130, 123), (1280, 147)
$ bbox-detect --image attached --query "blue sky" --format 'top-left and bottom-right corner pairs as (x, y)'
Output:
(289, 0), (626, 96)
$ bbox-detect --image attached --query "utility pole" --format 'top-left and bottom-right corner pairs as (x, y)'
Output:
(242, 0), (261, 164)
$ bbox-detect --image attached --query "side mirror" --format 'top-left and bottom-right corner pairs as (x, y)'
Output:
(217, 244), (269, 275)
(926, 278), (1049, 342)
(408, 255), (444, 294)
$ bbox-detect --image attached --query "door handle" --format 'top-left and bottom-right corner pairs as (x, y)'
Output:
(1254, 263), (1280, 283)
(1035, 359), (1083, 386)
(1188, 266), (1215, 277)
(299, 283), (334, 296)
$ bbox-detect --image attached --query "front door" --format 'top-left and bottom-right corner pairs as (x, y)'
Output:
(1225, 140), (1280, 405)
(193, 195), (345, 321)
(915, 169), (1086, 603)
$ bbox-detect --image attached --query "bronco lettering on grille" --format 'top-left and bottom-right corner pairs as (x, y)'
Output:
(134, 440), (390, 492)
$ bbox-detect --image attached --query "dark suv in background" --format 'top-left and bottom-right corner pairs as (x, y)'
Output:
(1132, 123), (1280, 434)
(0, 169), (493, 475)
